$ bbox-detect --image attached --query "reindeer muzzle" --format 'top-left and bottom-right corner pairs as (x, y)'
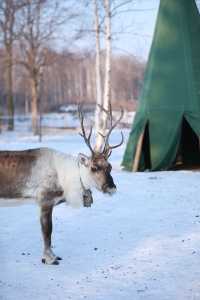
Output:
(102, 183), (117, 194)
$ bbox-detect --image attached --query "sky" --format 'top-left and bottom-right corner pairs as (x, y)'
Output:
(112, 0), (160, 60)
(64, 0), (200, 62)
(112, 0), (200, 60)
(71, 0), (160, 62)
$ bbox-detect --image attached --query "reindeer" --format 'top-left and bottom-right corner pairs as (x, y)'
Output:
(0, 106), (123, 265)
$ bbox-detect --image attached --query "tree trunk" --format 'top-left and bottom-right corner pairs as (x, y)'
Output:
(101, 0), (112, 147)
(5, 48), (14, 131)
(93, 0), (103, 151)
(94, 0), (112, 152)
(30, 77), (39, 135)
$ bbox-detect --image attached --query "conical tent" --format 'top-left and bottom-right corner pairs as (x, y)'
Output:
(122, 0), (200, 171)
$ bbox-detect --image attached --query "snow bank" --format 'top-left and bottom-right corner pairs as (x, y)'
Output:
(1, 131), (200, 300)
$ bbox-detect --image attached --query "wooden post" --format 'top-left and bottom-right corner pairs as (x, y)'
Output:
(132, 130), (145, 172)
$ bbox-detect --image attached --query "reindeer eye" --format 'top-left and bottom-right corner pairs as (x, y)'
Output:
(91, 166), (98, 172)
(91, 166), (101, 172)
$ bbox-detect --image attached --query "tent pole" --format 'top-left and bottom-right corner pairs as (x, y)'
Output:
(132, 130), (145, 171)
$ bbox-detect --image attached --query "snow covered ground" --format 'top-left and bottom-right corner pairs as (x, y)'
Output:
(1, 130), (200, 300)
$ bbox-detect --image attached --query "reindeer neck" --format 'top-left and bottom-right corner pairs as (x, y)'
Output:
(78, 161), (92, 191)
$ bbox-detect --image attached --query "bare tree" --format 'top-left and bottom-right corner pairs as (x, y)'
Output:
(39, 48), (143, 111)
(0, 0), (25, 130)
(0, 0), (143, 120)
(17, 0), (77, 134)
(17, 0), (51, 134)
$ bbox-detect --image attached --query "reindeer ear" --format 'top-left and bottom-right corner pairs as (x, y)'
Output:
(78, 153), (90, 167)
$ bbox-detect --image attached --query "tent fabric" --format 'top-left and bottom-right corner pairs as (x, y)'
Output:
(122, 0), (200, 171)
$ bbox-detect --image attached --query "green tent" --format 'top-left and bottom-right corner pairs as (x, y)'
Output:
(122, 0), (200, 171)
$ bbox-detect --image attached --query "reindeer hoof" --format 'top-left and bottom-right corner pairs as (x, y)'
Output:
(56, 256), (62, 260)
(42, 258), (46, 264)
(41, 258), (59, 265)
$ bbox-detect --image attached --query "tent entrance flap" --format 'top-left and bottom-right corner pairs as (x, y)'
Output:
(173, 118), (200, 169)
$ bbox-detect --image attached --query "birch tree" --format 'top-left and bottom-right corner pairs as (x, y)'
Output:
(93, 0), (103, 150)
(94, 0), (112, 151)
(94, 0), (136, 150)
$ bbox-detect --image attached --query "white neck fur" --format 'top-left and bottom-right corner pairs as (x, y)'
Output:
(79, 162), (94, 190)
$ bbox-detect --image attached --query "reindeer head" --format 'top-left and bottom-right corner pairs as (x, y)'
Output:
(78, 104), (124, 195)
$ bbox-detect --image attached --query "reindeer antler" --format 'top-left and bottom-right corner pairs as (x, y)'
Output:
(98, 103), (124, 158)
(78, 104), (94, 155)
(78, 103), (124, 158)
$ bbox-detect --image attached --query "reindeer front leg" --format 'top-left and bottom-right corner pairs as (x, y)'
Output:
(40, 204), (62, 265)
